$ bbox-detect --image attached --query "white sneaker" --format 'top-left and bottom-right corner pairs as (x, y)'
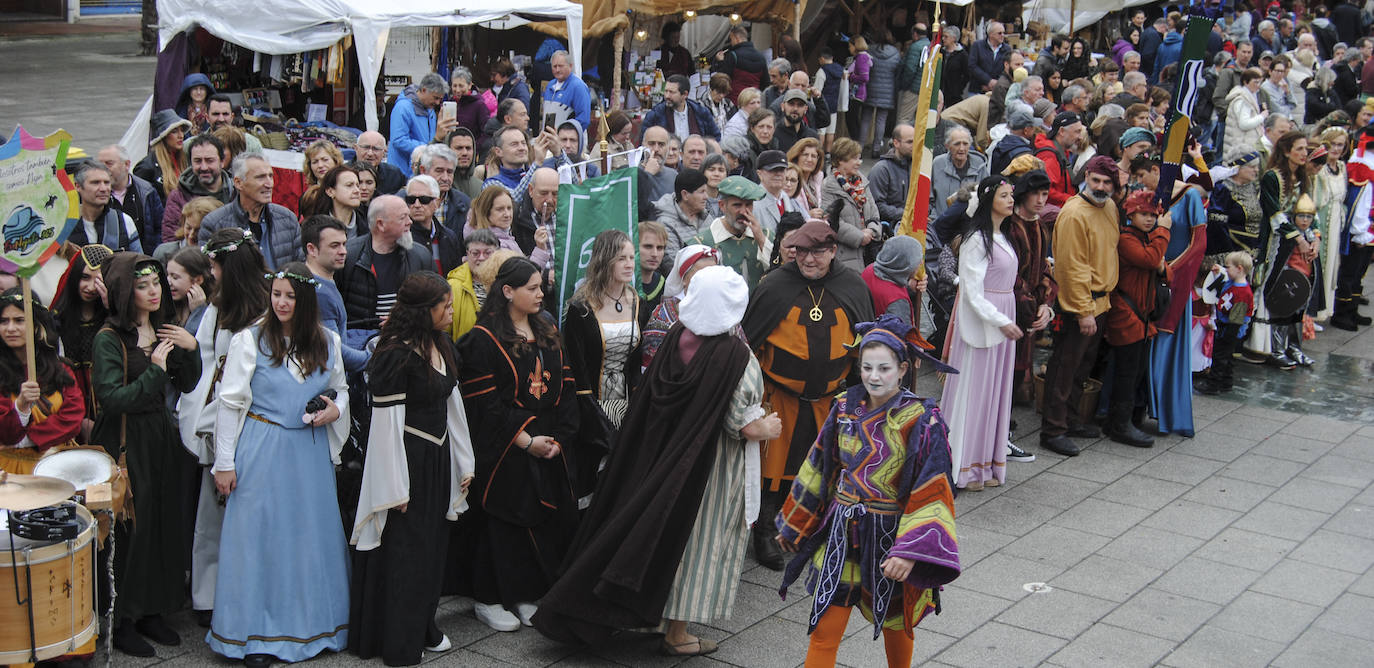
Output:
(1313, 323), (1324, 332)
(424, 634), (452, 652)
(515, 602), (538, 627)
(474, 603), (521, 632)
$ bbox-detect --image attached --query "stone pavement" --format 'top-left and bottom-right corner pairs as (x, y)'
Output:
(5, 20), (1372, 668)
(100, 284), (1374, 667)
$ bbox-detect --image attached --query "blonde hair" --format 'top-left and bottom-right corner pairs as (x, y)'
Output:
(178, 196), (224, 242)
(470, 186), (515, 230)
(638, 220), (668, 244)
(302, 140), (344, 186)
(851, 36), (869, 52)
(471, 248), (522, 289)
(787, 137), (823, 178)
(1225, 251), (1254, 273)
(737, 87), (762, 109)
(152, 142), (183, 198)
(831, 137), (862, 164)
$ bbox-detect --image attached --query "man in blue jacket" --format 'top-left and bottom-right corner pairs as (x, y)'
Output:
(643, 74), (722, 141)
(387, 73), (451, 178)
(542, 50), (591, 129)
(968, 20), (1011, 93)
(1153, 15), (1185, 84)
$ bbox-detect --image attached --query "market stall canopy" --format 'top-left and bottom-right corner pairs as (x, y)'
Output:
(1022, 0), (1155, 34)
(527, 0), (812, 40)
(154, 0), (585, 133)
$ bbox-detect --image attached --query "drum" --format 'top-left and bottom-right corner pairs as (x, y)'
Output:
(33, 447), (127, 541)
(0, 503), (97, 663)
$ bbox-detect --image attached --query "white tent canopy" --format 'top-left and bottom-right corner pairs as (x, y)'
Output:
(1022, 0), (1155, 34)
(154, 0), (584, 133)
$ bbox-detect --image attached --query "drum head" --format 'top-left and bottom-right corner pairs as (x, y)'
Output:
(32, 450), (114, 493)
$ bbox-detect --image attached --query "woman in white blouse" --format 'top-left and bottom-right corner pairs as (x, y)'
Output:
(939, 176), (1023, 491)
(207, 262), (351, 667)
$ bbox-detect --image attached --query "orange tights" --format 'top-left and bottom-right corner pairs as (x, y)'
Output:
(803, 604), (913, 668)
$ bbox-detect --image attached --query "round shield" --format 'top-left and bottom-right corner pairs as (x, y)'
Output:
(1264, 267), (1312, 319)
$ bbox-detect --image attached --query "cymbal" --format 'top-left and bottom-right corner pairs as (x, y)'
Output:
(0, 470), (76, 511)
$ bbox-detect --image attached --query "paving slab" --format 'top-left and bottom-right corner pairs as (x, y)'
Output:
(1047, 623), (1175, 668)
(1100, 588), (1222, 642)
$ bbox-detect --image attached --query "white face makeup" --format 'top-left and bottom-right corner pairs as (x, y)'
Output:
(859, 344), (907, 405)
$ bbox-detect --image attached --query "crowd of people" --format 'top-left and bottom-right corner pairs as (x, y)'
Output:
(4, 2), (1374, 667)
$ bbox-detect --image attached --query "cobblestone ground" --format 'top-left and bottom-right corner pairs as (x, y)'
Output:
(5, 25), (1373, 668)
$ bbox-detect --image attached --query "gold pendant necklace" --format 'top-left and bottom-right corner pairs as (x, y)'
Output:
(807, 287), (825, 322)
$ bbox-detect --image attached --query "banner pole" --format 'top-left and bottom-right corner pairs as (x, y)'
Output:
(21, 278), (36, 384)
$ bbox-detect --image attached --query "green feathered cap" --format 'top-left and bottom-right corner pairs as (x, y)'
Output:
(717, 175), (767, 201)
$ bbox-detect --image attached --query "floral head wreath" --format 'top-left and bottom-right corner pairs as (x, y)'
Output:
(264, 270), (320, 289)
(204, 228), (255, 259)
(133, 264), (162, 278)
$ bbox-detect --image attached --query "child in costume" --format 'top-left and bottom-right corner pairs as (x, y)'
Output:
(1194, 252), (1255, 395)
(1268, 194), (1319, 367)
(775, 314), (961, 668)
(1190, 262), (1216, 374)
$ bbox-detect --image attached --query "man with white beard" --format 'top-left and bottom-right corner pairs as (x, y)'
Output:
(338, 194), (434, 344)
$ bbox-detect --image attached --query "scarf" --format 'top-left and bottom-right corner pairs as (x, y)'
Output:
(835, 171), (868, 212)
(494, 164), (525, 189)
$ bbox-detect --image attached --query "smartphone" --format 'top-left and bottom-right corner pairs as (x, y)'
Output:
(442, 101), (457, 123)
(544, 113), (558, 131)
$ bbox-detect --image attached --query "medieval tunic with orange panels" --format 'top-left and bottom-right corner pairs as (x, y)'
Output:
(742, 262), (874, 493)
(775, 389), (960, 636)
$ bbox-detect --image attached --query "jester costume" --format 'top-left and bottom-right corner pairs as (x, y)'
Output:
(776, 316), (959, 668)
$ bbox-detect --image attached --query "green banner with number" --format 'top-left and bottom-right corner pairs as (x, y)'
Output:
(555, 167), (638, 321)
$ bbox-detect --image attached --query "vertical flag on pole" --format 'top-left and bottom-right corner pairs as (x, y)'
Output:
(897, 24), (944, 280)
(1156, 14), (1216, 202)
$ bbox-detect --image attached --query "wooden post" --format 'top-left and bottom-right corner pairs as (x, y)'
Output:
(794, 0), (801, 41)
(21, 278), (36, 383)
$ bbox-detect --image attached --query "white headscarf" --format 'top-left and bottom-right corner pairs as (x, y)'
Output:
(679, 265), (748, 336)
(664, 244), (719, 299)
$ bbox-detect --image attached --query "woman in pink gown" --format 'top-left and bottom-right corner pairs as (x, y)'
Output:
(940, 176), (1023, 491)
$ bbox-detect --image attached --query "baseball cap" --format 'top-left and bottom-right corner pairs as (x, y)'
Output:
(757, 150), (788, 171)
(1048, 111), (1082, 138)
(782, 89), (809, 105)
(1008, 106), (1047, 131)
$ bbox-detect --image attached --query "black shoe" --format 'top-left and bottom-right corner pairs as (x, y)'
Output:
(1357, 314), (1373, 326)
(113, 622), (155, 658)
(244, 654), (275, 667)
(1007, 442), (1036, 462)
(752, 528), (785, 571)
(1358, 296), (1370, 305)
(1040, 434), (1081, 457)
(1193, 378), (1221, 395)
(1269, 354), (1297, 370)
(194, 609), (213, 628)
(1066, 424), (1101, 439)
(1240, 348), (1270, 364)
(1107, 420), (1155, 448)
(1330, 315), (1359, 331)
(136, 614), (180, 646)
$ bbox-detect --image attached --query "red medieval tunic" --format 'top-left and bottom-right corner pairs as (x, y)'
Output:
(1007, 210), (1057, 374)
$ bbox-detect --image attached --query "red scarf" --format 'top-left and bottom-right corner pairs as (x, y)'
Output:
(834, 171), (868, 212)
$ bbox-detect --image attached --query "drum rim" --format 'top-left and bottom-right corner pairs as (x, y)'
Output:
(0, 504), (94, 566)
(0, 617), (97, 663)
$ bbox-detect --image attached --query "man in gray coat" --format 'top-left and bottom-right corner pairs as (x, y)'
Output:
(653, 168), (714, 266)
(868, 124), (915, 232)
(199, 153), (301, 270)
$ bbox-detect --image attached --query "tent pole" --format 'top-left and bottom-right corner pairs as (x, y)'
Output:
(612, 27), (625, 111)
(794, 0), (801, 41)
(1070, 0), (1076, 35)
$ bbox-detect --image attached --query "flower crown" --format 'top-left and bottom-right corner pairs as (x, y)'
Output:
(204, 228), (255, 259)
(134, 264), (161, 277)
(264, 270), (320, 288)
